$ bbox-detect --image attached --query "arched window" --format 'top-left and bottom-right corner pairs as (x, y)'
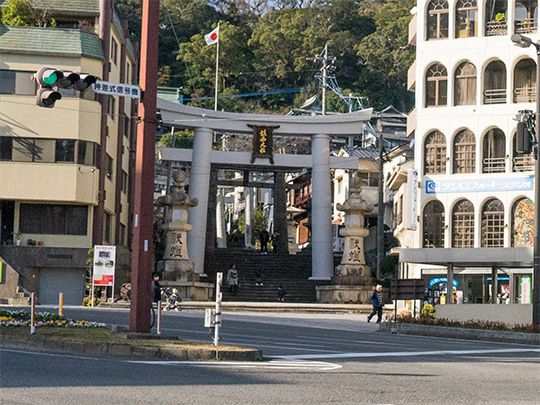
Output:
(454, 61), (477, 105)
(483, 60), (506, 104)
(452, 199), (475, 247)
(425, 63), (448, 107)
(423, 200), (445, 248)
(453, 129), (476, 173)
(456, 0), (478, 38)
(485, 0), (508, 36)
(515, 0), (538, 34)
(512, 197), (534, 246)
(427, 0), (449, 39)
(424, 131), (447, 174)
(514, 58), (536, 102)
(512, 132), (534, 171)
(481, 198), (504, 247)
(482, 128), (506, 173)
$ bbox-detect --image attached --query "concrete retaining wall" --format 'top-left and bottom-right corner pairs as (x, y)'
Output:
(436, 304), (532, 325)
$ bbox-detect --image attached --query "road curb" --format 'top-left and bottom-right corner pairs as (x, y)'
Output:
(378, 322), (540, 345)
(0, 334), (263, 361)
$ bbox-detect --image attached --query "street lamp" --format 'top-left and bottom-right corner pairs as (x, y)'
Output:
(511, 33), (540, 325)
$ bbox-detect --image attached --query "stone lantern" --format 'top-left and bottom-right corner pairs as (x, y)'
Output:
(156, 169), (213, 300)
(316, 172), (374, 303)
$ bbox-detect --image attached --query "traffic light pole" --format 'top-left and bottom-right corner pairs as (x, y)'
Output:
(533, 46), (540, 325)
(129, 0), (159, 333)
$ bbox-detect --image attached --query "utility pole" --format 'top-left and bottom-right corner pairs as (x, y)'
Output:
(129, 0), (159, 333)
(376, 133), (384, 281)
(312, 44), (335, 115)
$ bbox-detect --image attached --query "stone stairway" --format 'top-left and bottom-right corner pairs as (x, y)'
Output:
(203, 249), (329, 303)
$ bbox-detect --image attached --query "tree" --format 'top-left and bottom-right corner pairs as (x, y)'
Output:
(1, 0), (56, 27)
(355, 0), (415, 111)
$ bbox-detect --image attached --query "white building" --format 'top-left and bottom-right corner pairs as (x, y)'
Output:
(400, 0), (535, 312)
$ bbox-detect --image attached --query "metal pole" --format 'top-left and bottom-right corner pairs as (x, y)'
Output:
(129, 0), (159, 333)
(447, 263), (454, 304)
(214, 272), (222, 348)
(30, 292), (36, 335)
(321, 44), (327, 115)
(91, 280), (95, 307)
(156, 300), (162, 335)
(376, 132), (384, 280)
(533, 45), (540, 325)
(58, 292), (63, 317)
(214, 23), (220, 111)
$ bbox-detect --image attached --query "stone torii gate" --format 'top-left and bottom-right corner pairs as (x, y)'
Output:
(157, 98), (373, 280)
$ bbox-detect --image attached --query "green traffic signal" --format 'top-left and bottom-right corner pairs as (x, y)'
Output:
(43, 72), (58, 86)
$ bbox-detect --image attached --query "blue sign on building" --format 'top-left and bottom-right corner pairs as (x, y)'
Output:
(425, 177), (534, 194)
(428, 277), (459, 288)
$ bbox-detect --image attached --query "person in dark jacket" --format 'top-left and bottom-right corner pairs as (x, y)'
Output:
(259, 229), (270, 254)
(151, 272), (162, 303)
(367, 284), (384, 323)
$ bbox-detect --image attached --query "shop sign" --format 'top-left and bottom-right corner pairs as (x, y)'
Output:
(425, 177), (533, 194)
(405, 169), (419, 230)
(92, 245), (116, 286)
(428, 277), (459, 288)
(249, 125), (278, 164)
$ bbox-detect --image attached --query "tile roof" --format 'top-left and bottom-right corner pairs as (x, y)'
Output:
(0, 25), (103, 60)
(345, 147), (380, 160)
(0, 0), (99, 15)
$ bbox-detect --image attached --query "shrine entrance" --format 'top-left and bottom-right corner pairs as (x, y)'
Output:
(157, 98), (372, 281)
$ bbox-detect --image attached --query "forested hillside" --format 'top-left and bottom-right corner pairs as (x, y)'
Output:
(119, 0), (415, 113)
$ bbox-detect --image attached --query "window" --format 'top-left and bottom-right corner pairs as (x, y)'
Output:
(106, 154), (113, 179)
(455, 0), (478, 38)
(481, 199), (504, 247)
(452, 199), (474, 248)
(482, 128), (506, 173)
(514, 58), (536, 103)
(55, 139), (75, 162)
(425, 63), (448, 107)
(454, 61), (477, 105)
(453, 129), (476, 173)
(77, 141), (96, 166)
(512, 132), (534, 171)
(485, 0), (508, 36)
(121, 170), (128, 193)
(20, 204), (88, 235)
(119, 223), (126, 246)
(0, 137), (12, 160)
(11, 138), (55, 163)
(423, 200), (445, 248)
(427, 0), (449, 39)
(424, 130), (447, 174)
(512, 198), (534, 247)
(483, 60), (507, 104)
(111, 38), (118, 65)
(122, 114), (130, 138)
(108, 96), (116, 117)
(515, 0), (538, 34)
(0, 70), (36, 95)
(104, 212), (112, 243)
(126, 62), (131, 84)
(358, 172), (379, 187)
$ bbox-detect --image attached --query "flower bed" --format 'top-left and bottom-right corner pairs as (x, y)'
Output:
(0, 309), (105, 328)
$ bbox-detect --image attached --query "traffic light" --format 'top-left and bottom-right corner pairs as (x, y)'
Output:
(34, 67), (98, 108)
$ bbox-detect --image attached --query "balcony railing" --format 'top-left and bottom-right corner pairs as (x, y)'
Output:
(515, 18), (538, 34)
(483, 157), (506, 173)
(514, 86), (535, 103)
(486, 20), (507, 36)
(483, 88), (506, 104)
(513, 155), (534, 172)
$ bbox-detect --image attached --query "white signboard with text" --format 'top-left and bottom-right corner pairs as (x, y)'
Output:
(405, 169), (419, 230)
(92, 245), (116, 286)
(91, 80), (141, 99)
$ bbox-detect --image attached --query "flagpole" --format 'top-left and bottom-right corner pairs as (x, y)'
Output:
(214, 23), (220, 111)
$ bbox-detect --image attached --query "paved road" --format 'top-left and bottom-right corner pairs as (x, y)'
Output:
(1, 306), (539, 404)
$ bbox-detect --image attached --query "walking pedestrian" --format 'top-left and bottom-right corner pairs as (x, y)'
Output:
(255, 269), (264, 286)
(277, 285), (286, 302)
(367, 284), (384, 323)
(151, 272), (162, 304)
(259, 229), (270, 254)
(227, 264), (239, 296)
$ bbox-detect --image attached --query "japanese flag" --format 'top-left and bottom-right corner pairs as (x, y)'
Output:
(204, 26), (219, 46)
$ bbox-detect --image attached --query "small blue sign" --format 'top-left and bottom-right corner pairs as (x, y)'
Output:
(428, 277), (459, 288)
(425, 177), (534, 194)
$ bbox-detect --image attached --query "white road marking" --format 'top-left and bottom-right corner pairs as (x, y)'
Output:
(273, 348), (540, 360)
(222, 339), (342, 353)
(127, 359), (342, 371)
(295, 335), (409, 347)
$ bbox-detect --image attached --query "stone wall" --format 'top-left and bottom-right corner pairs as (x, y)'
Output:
(0, 258), (20, 303)
(436, 304), (533, 325)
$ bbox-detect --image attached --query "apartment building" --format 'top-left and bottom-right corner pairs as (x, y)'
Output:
(399, 0), (535, 312)
(0, 0), (137, 305)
